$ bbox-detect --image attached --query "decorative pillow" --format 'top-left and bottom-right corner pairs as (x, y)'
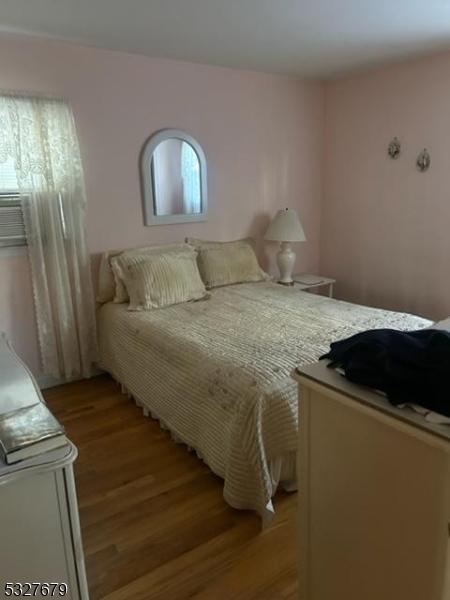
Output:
(96, 249), (122, 303)
(119, 250), (208, 310)
(97, 243), (191, 304)
(185, 237), (266, 289)
(110, 243), (192, 303)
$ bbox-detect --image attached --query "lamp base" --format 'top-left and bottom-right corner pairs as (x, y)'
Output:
(276, 242), (296, 285)
(277, 280), (295, 286)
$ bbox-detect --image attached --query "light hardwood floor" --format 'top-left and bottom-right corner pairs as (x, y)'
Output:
(44, 375), (298, 600)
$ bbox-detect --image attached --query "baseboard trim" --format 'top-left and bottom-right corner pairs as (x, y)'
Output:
(38, 367), (105, 390)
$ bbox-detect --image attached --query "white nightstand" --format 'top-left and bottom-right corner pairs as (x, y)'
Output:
(292, 273), (336, 298)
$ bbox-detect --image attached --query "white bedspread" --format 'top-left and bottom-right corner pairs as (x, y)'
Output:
(98, 282), (431, 520)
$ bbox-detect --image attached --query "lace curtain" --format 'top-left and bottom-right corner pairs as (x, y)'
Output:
(181, 141), (201, 214)
(0, 94), (97, 379)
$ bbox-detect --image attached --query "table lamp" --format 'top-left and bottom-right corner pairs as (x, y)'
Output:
(264, 208), (306, 285)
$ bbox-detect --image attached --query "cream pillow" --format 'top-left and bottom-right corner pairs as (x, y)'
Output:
(120, 250), (208, 310)
(97, 244), (189, 304)
(96, 249), (123, 303)
(186, 237), (266, 289)
(110, 243), (192, 303)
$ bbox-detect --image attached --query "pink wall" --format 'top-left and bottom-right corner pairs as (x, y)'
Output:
(322, 51), (450, 321)
(0, 35), (324, 378)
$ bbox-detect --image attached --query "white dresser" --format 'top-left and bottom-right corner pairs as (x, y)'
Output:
(295, 361), (450, 600)
(0, 337), (89, 599)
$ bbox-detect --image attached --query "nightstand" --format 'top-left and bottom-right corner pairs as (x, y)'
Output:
(292, 273), (336, 298)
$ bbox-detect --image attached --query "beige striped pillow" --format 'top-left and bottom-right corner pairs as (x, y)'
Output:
(111, 243), (192, 303)
(120, 250), (208, 310)
(97, 249), (123, 303)
(186, 237), (266, 289)
(97, 243), (190, 304)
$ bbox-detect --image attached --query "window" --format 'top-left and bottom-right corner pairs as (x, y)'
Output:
(0, 156), (26, 247)
(0, 94), (97, 378)
(181, 141), (201, 214)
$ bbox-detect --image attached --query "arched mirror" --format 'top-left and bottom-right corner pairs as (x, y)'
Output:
(141, 129), (208, 225)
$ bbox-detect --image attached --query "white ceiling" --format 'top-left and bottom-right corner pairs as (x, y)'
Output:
(1, 0), (450, 78)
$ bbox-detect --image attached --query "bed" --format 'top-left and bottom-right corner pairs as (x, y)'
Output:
(98, 280), (430, 521)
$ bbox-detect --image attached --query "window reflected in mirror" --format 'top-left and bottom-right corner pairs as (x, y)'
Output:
(152, 139), (201, 216)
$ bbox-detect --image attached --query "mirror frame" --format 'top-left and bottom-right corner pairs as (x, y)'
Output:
(140, 128), (208, 226)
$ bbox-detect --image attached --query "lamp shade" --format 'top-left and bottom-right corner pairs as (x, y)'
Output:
(264, 208), (306, 242)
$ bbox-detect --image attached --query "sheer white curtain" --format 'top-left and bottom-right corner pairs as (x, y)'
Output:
(0, 93), (97, 379)
(181, 142), (201, 214)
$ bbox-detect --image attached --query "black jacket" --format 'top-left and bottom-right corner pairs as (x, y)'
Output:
(320, 329), (450, 416)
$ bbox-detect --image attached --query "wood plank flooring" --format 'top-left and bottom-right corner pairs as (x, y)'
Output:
(44, 375), (298, 600)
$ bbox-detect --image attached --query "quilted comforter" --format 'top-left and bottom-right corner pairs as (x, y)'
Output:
(98, 281), (430, 520)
